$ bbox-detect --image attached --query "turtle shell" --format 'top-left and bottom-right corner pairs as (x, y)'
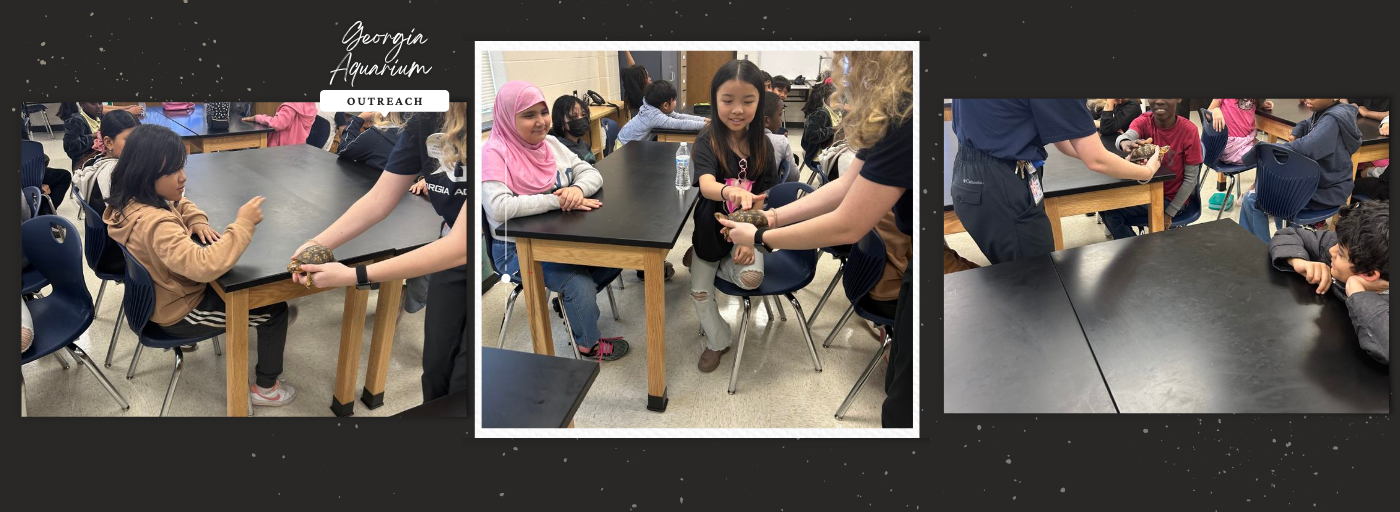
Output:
(288, 244), (336, 273)
(715, 209), (768, 228)
(1127, 144), (1170, 164)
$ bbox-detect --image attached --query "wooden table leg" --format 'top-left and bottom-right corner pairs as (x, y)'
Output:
(361, 278), (404, 409)
(589, 118), (604, 158)
(331, 287), (370, 417)
(516, 239), (555, 356)
(644, 249), (668, 412)
(224, 290), (250, 417)
(1043, 198), (1065, 251)
(568, 420), (575, 428)
(1149, 181), (1166, 233)
(258, 133), (268, 149)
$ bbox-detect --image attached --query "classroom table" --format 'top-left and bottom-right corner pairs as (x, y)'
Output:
(588, 101), (624, 158)
(495, 141), (700, 412)
(136, 107), (202, 154)
(943, 254), (1116, 413)
(182, 145), (442, 416)
(653, 104), (704, 144)
(1051, 221), (1389, 413)
(155, 103), (274, 153)
(481, 347), (599, 427)
(1255, 100), (1389, 184)
(943, 121), (1173, 250)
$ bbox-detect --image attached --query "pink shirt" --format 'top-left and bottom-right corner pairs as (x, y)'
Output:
(1219, 99), (1260, 164)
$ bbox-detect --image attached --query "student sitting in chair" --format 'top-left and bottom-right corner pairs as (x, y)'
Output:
(1269, 200), (1389, 364)
(1101, 98), (1203, 239)
(616, 80), (709, 147)
(1237, 99), (1360, 243)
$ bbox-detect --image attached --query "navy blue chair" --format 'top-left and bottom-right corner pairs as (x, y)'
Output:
(73, 188), (133, 368)
(1253, 143), (1341, 227)
(825, 228), (896, 420)
(306, 115), (331, 148)
(601, 118), (621, 158)
(777, 157), (792, 183)
(482, 210), (620, 357)
(715, 182), (823, 394)
(117, 245), (231, 416)
(21, 187), (50, 297)
(21, 140), (46, 191)
(20, 215), (130, 414)
(22, 103), (55, 139)
(1199, 108), (1255, 218)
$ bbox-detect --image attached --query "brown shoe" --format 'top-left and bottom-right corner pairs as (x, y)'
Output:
(697, 347), (730, 373)
(682, 247), (694, 268)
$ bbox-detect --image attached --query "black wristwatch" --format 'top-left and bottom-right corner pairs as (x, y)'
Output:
(355, 265), (377, 290)
(753, 227), (772, 253)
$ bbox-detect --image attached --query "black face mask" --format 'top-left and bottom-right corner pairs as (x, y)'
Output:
(566, 118), (589, 137)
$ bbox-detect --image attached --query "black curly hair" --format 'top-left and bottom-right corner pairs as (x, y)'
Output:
(1335, 199), (1389, 281)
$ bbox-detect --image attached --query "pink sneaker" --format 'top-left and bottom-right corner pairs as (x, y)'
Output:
(250, 380), (297, 407)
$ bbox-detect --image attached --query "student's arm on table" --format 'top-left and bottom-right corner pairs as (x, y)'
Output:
(669, 111), (709, 124)
(1344, 282), (1390, 364)
(157, 213), (255, 283)
(1281, 115), (1339, 157)
(483, 181), (560, 226)
(299, 203), (469, 288)
(174, 198), (224, 244)
(1268, 227), (1340, 293)
(656, 111), (707, 130)
(551, 147), (604, 211)
(249, 105), (298, 130)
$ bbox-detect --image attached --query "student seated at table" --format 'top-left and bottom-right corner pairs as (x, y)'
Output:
(62, 102), (107, 170)
(243, 102), (320, 148)
(1101, 99), (1203, 239)
(1092, 99), (1141, 136)
(800, 80), (841, 175)
(771, 76), (791, 101)
(483, 81), (631, 361)
(1269, 200), (1389, 364)
(1353, 116), (1389, 202)
(549, 95), (598, 165)
(74, 110), (141, 209)
(762, 91), (796, 182)
(616, 80), (708, 146)
(1238, 99), (1360, 243)
(690, 59), (780, 373)
(1207, 99), (1272, 166)
(103, 124), (298, 406)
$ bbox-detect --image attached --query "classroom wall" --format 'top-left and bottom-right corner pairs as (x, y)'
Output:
(498, 51), (621, 105)
(735, 51), (829, 82)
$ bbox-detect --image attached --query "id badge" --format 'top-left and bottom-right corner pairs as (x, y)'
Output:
(1029, 171), (1044, 205)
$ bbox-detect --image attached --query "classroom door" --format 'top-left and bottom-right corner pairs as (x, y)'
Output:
(684, 51), (736, 107)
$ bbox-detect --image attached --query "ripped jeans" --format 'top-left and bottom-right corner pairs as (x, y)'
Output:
(690, 248), (766, 351)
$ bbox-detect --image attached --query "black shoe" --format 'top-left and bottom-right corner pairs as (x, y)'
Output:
(637, 262), (676, 281)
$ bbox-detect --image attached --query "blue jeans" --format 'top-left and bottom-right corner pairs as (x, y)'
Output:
(491, 239), (616, 349)
(1238, 190), (1283, 244)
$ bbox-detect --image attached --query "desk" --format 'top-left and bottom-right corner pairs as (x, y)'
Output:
(588, 102), (624, 158)
(653, 105), (704, 144)
(943, 254), (1115, 413)
(944, 121), (1171, 250)
(393, 388), (469, 417)
(495, 142), (699, 412)
(183, 145), (442, 416)
(1255, 100), (1389, 185)
(137, 108), (202, 154)
(154, 103), (273, 153)
(481, 347), (598, 427)
(1050, 221), (1388, 413)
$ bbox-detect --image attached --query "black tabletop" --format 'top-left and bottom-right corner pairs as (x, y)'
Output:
(494, 141), (700, 249)
(944, 121), (1168, 210)
(139, 107), (201, 140)
(481, 347), (599, 428)
(154, 103), (274, 137)
(1050, 221), (1389, 413)
(182, 145), (443, 291)
(943, 254), (1117, 413)
(393, 389), (469, 417)
(1258, 99), (1388, 146)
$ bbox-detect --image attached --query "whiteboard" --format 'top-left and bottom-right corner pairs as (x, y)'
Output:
(752, 51), (827, 82)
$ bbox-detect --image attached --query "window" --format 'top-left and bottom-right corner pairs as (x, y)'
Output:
(481, 51), (506, 123)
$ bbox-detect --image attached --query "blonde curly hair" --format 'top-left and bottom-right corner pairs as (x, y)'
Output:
(830, 51), (913, 149)
(439, 102), (469, 168)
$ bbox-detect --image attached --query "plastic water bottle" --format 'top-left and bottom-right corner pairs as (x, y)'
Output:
(675, 142), (692, 192)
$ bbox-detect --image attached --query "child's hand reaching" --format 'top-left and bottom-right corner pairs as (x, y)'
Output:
(1262, 100), (1274, 110)
(1289, 258), (1333, 294)
(236, 196), (266, 225)
(1346, 275), (1390, 297)
(1120, 137), (1152, 152)
(241, 116), (258, 124)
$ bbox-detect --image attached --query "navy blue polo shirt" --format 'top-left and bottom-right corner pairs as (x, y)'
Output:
(952, 99), (1096, 162)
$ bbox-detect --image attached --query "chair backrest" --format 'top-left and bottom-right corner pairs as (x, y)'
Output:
(117, 244), (159, 337)
(1198, 108), (1229, 169)
(1254, 142), (1324, 221)
(73, 187), (122, 278)
(842, 228), (890, 318)
(21, 139), (45, 189)
(306, 115), (332, 148)
(22, 187), (41, 219)
(21, 215), (93, 309)
(601, 118), (621, 157)
(765, 181), (815, 209)
(777, 157), (792, 183)
(480, 208), (512, 278)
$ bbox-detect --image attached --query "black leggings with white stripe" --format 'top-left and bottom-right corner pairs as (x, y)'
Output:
(159, 285), (289, 389)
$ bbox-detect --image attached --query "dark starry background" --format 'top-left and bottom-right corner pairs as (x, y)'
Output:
(3, 0), (1394, 509)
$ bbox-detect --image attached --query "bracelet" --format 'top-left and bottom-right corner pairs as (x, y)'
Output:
(720, 185), (729, 202)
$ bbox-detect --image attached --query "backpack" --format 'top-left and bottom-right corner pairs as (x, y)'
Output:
(206, 102), (231, 131)
(162, 102), (195, 112)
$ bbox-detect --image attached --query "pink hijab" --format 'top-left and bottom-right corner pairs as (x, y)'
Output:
(481, 81), (556, 195)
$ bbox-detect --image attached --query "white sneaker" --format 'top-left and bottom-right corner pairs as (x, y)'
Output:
(250, 380), (297, 407)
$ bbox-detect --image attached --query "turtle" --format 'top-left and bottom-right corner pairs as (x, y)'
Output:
(715, 209), (768, 240)
(1127, 143), (1170, 165)
(289, 244), (336, 288)
(1086, 99), (1106, 112)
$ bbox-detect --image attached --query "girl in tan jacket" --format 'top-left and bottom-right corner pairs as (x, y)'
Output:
(103, 124), (296, 407)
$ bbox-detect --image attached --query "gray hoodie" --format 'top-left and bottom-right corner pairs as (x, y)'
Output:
(1268, 226), (1389, 364)
(1280, 102), (1362, 210)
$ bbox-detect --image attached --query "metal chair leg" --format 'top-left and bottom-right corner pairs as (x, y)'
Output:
(20, 374), (27, 417)
(822, 303), (857, 348)
(808, 262), (844, 327)
(1217, 174), (1237, 221)
(763, 296), (773, 320)
(126, 343), (145, 379)
(212, 335), (222, 356)
(726, 297), (754, 395)
(835, 330), (893, 420)
(41, 110), (55, 139)
(497, 286), (522, 348)
(774, 295), (787, 322)
(786, 294), (821, 372)
(93, 281), (108, 312)
(605, 284), (620, 321)
(104, 313), (125, 367)
(554, 294), (581, 361)
(65, 345), (130, 411)
(160, 347), (184, 417)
